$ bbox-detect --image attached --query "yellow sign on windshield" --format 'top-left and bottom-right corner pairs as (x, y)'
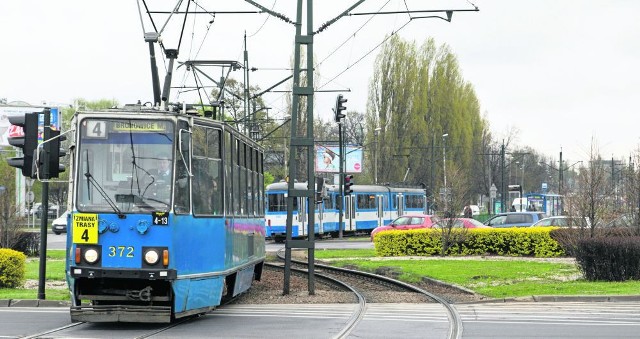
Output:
(72, 213), (99, 244)
(113, 121), (166, 132)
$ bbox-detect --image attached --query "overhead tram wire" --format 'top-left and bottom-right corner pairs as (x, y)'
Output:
(318, 19), (411, 91)
(247, 0), (278, 38)
(315, 0), (391, 67)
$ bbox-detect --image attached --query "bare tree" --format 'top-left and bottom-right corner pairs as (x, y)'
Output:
(0, 154), (22, 248)
(433, 164), (471, 255)
(572, 139), (611, 236)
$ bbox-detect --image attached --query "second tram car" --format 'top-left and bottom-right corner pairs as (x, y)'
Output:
(265, 182), (427, 241)
(66, 106), (265, 323)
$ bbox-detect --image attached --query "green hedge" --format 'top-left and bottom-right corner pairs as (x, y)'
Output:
(374, 227), (564, 258)
(0, 248), (27, 288)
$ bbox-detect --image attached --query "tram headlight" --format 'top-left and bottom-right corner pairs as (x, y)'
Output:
(84, 249), (99, 264)
(144, 249), (160, 265)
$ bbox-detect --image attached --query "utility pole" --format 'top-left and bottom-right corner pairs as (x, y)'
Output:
(501, 141), (506, 212)
(283, 0), (316, 295)
(559, 148), (563, 195)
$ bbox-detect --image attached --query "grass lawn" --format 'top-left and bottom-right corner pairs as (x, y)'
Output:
(4, 248), (640, 301)
(315, 249), (640, 298)
(0, 250), (69, 301)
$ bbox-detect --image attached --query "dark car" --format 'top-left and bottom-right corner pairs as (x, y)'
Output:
(483, 212), (546, 228)
(36, 204), (60, 219)
(371, 214), (440, 241)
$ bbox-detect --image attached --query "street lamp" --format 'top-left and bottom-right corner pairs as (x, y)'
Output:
(374, 127), (381, 184)
(442, 133), (448, 212)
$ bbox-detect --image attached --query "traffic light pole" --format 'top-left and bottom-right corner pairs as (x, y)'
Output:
(37, 109), (51, 300)
(338, 120), (344, 239)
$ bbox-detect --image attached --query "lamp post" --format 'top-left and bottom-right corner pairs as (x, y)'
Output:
(374, 127), (381, 184)
(442, 133), (448, 212)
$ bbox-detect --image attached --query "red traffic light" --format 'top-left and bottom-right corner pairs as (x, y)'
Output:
(344, 174), (354, 195)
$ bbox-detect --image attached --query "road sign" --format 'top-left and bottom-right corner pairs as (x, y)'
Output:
(26, 191), (35, 203)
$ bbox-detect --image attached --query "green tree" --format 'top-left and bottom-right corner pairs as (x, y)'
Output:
(366, 36), (488, 208)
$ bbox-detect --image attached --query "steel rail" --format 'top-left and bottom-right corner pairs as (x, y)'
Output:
(265, 262), (366, 339)
(276, 249), (463, 339)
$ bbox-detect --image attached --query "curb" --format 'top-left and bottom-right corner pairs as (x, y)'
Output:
(460, 295), (640, 304)
(0, 299), (71, 307)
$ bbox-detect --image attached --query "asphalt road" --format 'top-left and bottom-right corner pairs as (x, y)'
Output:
(2, 302), (640, 338)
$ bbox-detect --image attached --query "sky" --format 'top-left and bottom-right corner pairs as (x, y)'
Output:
(1, 0), (639, 164)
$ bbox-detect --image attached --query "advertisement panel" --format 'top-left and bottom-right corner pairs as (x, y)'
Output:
(315, 144), (363, 173)
(0, 105), (60, 146)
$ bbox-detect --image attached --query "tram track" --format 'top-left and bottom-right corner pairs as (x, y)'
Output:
(270, 250), (463, 339)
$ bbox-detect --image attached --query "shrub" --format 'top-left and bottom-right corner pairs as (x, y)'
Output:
(374, 227), (565, 257)
(0, 248), (27, 288)
(12, 232), (40, 257)
(574, 236), (640, 281)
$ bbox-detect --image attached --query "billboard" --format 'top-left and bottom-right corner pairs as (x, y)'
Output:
(0, 105), (60, 146)
(315, 144), (363, 173)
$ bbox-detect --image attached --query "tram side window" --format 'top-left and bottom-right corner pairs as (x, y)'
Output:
(357, 194), (376, 210)
(175, 122), (191, 213)
(257, 151), (264, 216)
(192, 126), (223, 216)
(224, 131), (232, 215)
(406, 195), (424, 209)
(238, 141), (247, 215)
(246, 145), (253, 216)
(233, 138), (240, 215)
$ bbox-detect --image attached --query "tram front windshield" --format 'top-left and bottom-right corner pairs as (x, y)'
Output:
(77, 118), (175, 214)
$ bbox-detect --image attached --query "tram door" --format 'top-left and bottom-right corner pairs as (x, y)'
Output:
(344, 195), (356, 231)
(376, 195), (385, 227)
(297, 197), (307, 236)
(318, 201), (324, 235)
(395, 193), (404, 219)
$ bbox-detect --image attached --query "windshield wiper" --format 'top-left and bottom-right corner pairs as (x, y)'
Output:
(84, 170), (125, 219)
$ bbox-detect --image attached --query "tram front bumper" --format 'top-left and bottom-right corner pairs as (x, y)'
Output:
(71, 304), (172, 323)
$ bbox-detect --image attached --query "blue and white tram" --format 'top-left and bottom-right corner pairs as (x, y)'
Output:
(333, 185), (428, 234)
(66, 107), (265, 323)
(265, 183), (427, 240)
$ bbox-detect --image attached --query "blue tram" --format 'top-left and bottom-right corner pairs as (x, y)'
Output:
(66, 106), (265, 323)
(265, 182), (427, 241)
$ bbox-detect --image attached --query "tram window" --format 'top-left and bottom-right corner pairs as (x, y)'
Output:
(77, 118), (174, 214)
(224, 131), (233, 215)
(175, 124), (191, 214)
(233, 139), (240, 214)
(257, 152), (263, 215)
(192, 126), (223, 216)
(267, 193), (285, 212)
(406, 195), (424, 209)
(240, 160), (248, 215)
(357, 194), (376, 209)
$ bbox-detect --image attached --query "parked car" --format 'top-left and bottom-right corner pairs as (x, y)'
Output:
(51, 211), (69, 235)
(371, 214), (440, 241)
(605, 214), (637, 228)
(532, 216), (590, 228)
(28, 203), (42, 216)
(36, 204), (60, 219)
(438, 218), (492, 229)
(483, 212), (546, 228)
